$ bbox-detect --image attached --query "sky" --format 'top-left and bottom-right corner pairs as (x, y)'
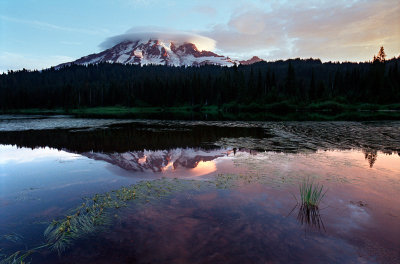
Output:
(0, 0), (399, 72)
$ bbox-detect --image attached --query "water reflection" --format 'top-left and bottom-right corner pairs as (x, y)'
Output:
(0, 145), (79, 164)
(1, 118), (400, 263)
(1, 119), (399, 175)
(83, 148), (225, 177)
(1, 119), (399, 156)
(296, 205), (326, 232)
(0, 145), (399, 263)
(0, 121), (265, 152)
(363, 149), (378, 168)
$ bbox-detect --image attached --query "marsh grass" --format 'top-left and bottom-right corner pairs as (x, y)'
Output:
(299, 177), (327, 208)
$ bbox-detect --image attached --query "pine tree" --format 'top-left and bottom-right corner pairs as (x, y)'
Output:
(285, 62), (296, 97)
(373, 46), (386, 63)
(309, 69), (316, 101)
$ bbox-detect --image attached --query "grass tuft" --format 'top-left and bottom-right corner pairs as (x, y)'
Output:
(299, 177), (326, 208)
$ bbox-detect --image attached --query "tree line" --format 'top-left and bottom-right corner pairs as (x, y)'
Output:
(1, 48), (399, 110)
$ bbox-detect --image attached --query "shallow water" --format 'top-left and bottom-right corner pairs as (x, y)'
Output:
(0, 116), (399, 263)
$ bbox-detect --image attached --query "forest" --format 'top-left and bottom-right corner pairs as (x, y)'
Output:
(1, 48), (399, 112)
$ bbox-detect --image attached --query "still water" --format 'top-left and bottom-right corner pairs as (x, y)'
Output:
(0, 116), (399, 263)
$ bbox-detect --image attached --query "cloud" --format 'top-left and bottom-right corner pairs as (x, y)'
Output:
(204, 0), (400, 61)
(100, 26), (216, 51)
(0, 52), (74, 73)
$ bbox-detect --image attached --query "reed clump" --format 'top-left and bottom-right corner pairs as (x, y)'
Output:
(299, 177), (326, 208)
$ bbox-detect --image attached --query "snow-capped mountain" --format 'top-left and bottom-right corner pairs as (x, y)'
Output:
(58, 40), (238, 68)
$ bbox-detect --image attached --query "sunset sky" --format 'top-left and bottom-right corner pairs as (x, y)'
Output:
(1, 0), (399, 72)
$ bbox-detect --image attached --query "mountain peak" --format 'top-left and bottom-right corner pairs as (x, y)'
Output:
(57, 39), (237, 68)
(239, 56), (264, 65)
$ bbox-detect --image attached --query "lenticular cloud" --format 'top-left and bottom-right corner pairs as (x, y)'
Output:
(100, 26), (216, 51)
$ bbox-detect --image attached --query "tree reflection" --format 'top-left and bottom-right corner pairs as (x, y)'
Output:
(0, 123), (264, 153)
(363, 149), (378, 168)
(1, 122), (398, 159)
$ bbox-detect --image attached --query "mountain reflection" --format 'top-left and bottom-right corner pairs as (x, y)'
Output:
(83, 148), (225, 175)
(0, 120), (399, 165)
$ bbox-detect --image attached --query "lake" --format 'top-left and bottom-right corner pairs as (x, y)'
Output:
(0, 115), (399, 263)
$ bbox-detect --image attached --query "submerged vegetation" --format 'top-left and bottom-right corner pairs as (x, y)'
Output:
(0, 250), (34, 264)
(2, 178), (202, 263)
(0, 244), (48, 264)
(44, 178), (201, 255)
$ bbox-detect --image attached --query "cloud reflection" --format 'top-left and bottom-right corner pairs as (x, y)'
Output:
(0, 145), (80, 164)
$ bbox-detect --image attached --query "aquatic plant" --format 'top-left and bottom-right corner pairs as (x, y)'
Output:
(44, 188), (137, 254)
(0, 250), (32, 264)
(1, 233), (23, 243)
(0, 244), (48, 264)
(4, 173), (276, 260)
(43, 178), (208, 254)
(299, 177), (326, 208)
(286, 178), (327, 232)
